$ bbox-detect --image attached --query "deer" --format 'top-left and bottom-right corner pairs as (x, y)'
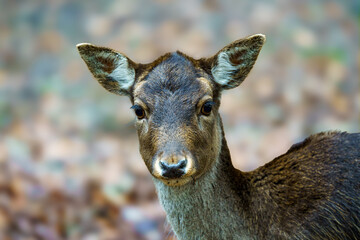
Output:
(77, 34), (360, 240)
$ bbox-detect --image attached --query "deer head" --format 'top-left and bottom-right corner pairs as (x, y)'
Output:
(77, 34), (265, 187)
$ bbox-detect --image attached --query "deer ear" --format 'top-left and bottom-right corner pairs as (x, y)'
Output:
(209, 34), (265, 90)
(77, 43), (136, 96)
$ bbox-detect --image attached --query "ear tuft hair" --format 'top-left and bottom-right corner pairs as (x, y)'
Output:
(210, 34), (266, 90)
(77, 43), (136, 96)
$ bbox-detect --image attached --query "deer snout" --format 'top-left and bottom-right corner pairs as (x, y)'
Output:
(153, 152), (196, 185)
(160, 159), (187, 179)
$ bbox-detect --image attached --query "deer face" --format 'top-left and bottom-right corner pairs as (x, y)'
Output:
(77, 34), (265, 186)
(131, 54), (223, 186)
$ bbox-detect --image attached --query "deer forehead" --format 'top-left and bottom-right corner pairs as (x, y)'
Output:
(133, 53), (214, 107)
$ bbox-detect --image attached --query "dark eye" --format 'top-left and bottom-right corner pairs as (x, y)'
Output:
(131, 105), (145, 119)
(201, 101), (215, 116)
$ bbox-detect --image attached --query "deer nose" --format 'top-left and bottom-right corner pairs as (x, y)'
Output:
(160, 159), (187, 179)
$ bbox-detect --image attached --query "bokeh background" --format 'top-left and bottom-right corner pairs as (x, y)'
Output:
(0, 0), (359, 239)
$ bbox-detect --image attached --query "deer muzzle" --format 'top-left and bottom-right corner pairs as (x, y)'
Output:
(152, 150), (197, 185)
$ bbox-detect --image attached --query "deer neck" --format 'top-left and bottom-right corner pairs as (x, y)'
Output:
(153, 120), (252, 240)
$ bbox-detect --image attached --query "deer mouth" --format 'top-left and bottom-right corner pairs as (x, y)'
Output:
(157, 176), (196, 187)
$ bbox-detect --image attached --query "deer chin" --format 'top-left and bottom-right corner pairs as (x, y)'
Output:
(155, 175), (195, 187)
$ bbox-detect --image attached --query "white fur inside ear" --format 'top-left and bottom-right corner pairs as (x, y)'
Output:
(108, 54), (135, 91)
(212, 46), (246, 86)
(212, 52), (235, 86)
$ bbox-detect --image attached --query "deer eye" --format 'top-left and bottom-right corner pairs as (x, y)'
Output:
(201, 101), (215, 116)
(131, 105), (145, 119)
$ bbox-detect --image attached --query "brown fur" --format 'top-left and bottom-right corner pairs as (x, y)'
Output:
(77, 34), (360, 239)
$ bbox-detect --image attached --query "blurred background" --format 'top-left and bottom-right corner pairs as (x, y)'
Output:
(0, 0), (359, 239)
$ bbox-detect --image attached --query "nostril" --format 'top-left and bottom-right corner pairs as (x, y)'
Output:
(160, 161), (167, 169)
(178, 159), (187, 169)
